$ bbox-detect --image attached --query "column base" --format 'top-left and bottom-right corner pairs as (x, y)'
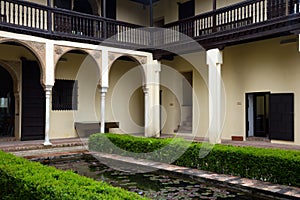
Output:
(43, 141), (52, 146)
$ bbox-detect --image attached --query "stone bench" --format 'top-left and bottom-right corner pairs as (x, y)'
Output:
(74, 122), (119, 138)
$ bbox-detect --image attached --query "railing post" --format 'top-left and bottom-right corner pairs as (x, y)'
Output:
(213, 0), (217, 32)
(47, 0), (52, 33)
(103, 21), (107, 39)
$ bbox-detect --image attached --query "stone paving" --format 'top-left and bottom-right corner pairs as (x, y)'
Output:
(1, 137), (300, 199)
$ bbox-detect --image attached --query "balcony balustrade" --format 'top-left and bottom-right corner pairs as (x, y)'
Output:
(0, 0), (299, 51)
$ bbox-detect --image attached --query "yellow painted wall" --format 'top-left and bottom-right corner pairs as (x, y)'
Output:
(161, 0), (247, 24)
(116, 0), (149, 26)
(107, 59), (144, 134)
(30, 0), (47, 6)
(161, 52), (209, 137)
(222, 36), (300, 145)
(52, 52), (100, 139)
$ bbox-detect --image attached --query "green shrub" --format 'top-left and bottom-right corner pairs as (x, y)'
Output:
(89, 133), (300, 187)
(0, 150), (147, 200)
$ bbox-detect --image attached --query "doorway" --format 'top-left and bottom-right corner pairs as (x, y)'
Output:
(21, 61), (45, 141)
(0, 65), (14, 138)
(246, 93), (269, 138)
(103, 0), (116, 19)
(246, 92), (294, 141)
(178, 0), (195, 37)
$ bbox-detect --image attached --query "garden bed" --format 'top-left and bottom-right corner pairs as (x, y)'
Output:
(89, 133), (300, 187)
(0, 150), (147, 200)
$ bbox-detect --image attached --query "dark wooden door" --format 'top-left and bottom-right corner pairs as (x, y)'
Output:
(178, 0), (195, 37)
(21, 61), (45, 141)
(269, 93), (294, 141)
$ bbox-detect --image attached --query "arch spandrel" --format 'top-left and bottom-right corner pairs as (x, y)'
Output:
(108, 52), (147, 83)
(53, 45), (75, 67)
(0, 38), (46, 87)
(54, 45), (102, 86)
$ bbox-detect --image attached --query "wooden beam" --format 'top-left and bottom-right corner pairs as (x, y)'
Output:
(150, 0), (153, 27)
(213, 0), (216, 10)
(213, 0), (217, 32)
(102, 0), (107, 18)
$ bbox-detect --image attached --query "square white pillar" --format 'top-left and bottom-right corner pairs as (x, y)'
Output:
(144, 60), (161, 137)
(207, 49), (223, 144)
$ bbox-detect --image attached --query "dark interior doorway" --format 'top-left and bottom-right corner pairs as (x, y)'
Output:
(178, 0), (195, 20)
(178, 0), (195, 37)
(54, 0), (72, 10)
(21, 61), (45, 141)
(246, 92), (294, 141)
(0, 66), (14, 137)
(102, 0), (116, 19)
(73, 0), (93, 15)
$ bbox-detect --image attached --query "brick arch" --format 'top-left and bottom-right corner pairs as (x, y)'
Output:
(0, 39), (46, 87)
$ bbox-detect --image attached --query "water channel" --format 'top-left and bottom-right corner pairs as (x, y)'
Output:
(39, 154), (271, 200)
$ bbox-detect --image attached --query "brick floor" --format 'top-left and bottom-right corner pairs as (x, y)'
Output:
(1, 135), (300, 152)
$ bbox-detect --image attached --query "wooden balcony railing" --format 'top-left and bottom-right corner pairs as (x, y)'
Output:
(163, 0), (299, 43)
(0, 0), (299, 50)
(0, 0), (149, 46)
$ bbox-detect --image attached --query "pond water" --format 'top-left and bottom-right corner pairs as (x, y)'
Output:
(39, 154), (268, 200)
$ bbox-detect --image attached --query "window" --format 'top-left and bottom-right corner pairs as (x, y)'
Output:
(52, 79), (78, 111)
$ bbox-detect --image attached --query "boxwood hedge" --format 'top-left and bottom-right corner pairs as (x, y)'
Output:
(0, 150), (147, 200)
(89, 133), (300, 187)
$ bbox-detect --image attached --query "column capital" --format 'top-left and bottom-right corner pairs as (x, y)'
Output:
(206, 48), (223, 65)
(143, 86), (149, 94)
(99, 87), (108, 93)
(43, 85), (53, 92)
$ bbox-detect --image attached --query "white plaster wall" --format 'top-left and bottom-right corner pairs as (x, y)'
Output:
(222, 36), (300, 145)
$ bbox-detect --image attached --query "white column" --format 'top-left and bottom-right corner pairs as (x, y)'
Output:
(144, 60), (161, 138)
(44, 85), (52, 146)
(43, 41), (55, 146)
(143, 86), (150, 137)
(207, 49), (223, 143)
(100, 87), (108, 133)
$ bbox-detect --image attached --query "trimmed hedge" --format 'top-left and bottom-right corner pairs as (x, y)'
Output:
(0, 150), (147, 200)
(89, 133), (300, 187)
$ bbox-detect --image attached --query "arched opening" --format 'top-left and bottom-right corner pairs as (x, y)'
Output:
(0, 66), (14, 138)
(53, 49), (100, 139)
(107, 56), (145, 135)
(0, 41), (45, 141)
